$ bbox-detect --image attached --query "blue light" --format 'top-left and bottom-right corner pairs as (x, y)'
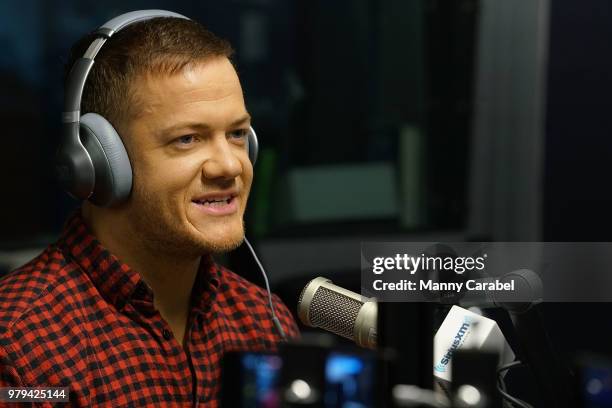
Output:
(326, 353), (364, 382)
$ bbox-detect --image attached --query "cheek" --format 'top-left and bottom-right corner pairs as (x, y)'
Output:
(133, 156), (201, 199)
(241, 163), (254, 196)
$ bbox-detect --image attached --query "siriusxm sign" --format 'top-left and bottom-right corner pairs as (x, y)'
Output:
(434, 316), (472, 373)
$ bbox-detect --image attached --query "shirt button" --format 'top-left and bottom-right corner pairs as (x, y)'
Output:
(134, 283), (148, 299)
(162, 329), (173, 340)
(116, 298), (126, 311)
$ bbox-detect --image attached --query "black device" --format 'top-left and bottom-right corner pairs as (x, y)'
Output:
(279, 341), (382, 408)
(452, 349), (501, 408)
(324, 350), (377, 408)
(220, 342), (381, 408)
(220, 351), (284, 408)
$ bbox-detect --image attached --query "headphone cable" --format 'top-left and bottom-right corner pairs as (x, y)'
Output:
(243, 237), (288, 342)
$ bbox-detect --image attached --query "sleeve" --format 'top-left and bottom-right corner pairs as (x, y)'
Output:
(271, 293), (301, 340)
(1, 345), (28, 408)
(0, 345), (24, 387)
(1, 345), (57, 408)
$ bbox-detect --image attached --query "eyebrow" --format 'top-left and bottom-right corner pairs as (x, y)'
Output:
(158, 114), (252, 135)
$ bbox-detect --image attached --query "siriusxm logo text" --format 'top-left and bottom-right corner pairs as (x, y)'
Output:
(434, 317), (471, 373)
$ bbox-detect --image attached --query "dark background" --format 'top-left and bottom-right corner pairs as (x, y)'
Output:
(1, 0), (611, 403)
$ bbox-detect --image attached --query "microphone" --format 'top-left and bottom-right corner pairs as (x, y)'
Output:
(433, 305), (514, 383)
(297, 277), (377, 349)
(456, 268), (543, 311)
(296, 279), (514, 374)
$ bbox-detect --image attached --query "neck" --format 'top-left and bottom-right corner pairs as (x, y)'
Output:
(82, 203), (200, 343)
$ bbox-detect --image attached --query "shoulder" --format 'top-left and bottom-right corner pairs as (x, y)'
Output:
(217, 264), (271, 300)
(0, 245), (78, 334)
(214, 263), (301, 340)
(0, 244), (99, 395)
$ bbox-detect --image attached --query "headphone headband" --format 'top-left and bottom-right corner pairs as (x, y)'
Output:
(98, 10), (188, 36)
(63, 10), (189, 123)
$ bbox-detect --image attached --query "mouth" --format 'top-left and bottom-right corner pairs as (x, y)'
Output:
(192, 196), (234, 206)
(191, 191), (239, 216)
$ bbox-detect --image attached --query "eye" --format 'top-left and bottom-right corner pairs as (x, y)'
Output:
(175, 134), (198, 146)
(228, 128), (249, 141)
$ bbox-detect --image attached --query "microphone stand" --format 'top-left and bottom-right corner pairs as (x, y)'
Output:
(502, 302), (577, 408)
(457, 269), (577, 407)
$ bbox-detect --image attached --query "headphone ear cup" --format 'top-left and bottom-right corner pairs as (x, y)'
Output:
(55, 122), (95, 200)
(79, 113), (133, 206)
(248, 126), (259, 166)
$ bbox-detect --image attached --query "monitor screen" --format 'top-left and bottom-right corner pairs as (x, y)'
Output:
(324, 351), (376, 408)
(221, 352), (283, 408)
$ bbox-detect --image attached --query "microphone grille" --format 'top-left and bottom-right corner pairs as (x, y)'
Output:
(309, 286), (363, 340)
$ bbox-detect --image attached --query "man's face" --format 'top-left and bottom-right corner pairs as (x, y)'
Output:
(120, 57), (253, 255)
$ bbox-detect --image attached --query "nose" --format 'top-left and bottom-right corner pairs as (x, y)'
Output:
(201, 135), (243, 180)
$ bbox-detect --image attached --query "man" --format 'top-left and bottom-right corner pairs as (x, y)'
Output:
(0, 14), (299, 407)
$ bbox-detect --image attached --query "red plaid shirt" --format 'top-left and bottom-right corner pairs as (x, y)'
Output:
(0, 212), (299, 407)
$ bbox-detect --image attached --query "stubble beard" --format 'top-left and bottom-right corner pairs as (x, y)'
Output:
(128, 187), (246, 257)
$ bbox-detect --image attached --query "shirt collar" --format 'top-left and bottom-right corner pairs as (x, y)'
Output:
(190, 254), (220, 315)
(58, 210), (221, 314)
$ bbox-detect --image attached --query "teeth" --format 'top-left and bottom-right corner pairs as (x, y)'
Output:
(195, 196), (232, 205)
(204, 201), (225, 207)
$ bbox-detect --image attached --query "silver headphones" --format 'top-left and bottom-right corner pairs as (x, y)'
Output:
(56, 10), (259, 207)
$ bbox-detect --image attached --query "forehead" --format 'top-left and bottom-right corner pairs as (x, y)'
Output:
(129, 57), (246, 125)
